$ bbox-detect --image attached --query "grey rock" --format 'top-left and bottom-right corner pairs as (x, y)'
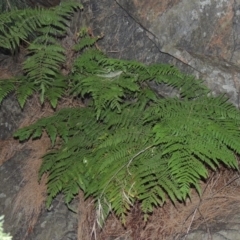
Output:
(0, 150), (30, 239)
(0, 95), (24, 140)
(92, 0), (240, 106)
(183, 230), (210, 240)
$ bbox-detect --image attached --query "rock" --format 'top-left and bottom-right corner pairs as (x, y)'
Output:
(0, 146), (78, 240)
(27, 196), (78, 240)
(0, 95), (24, 140)
(0, 150), (31, 239)
(182, 228), (240, 240)
(91, 0), (240, 106)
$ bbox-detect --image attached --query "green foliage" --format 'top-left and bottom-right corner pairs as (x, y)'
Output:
(0, 1), (82, 107)
(1, 3), (240, 228)
(15, 92), (240, 225)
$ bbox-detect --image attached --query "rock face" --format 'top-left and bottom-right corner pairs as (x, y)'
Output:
(0, 96), (24, 140)
(182, 212), (240, 240)
(91, 0), (240, 107)
(116, 0), (234, 60)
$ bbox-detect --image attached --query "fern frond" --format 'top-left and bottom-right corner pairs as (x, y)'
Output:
(99, 57), (146, 73)
(0, 8), (35, 50)
(0, 2), (82, 107)
(15, 77), (36, 108)
(72, 49), (106, 74)
(23, 43), (65, 78)
(0, 79), (15, 103)
(143, 63), (208, 99)
(148, 96), (240, 199)
(37, 1), (82, 37)
(0, 2), (81, 51)
(44, 74), (68, 108)
(23, 43), (66, 105)
(73, 35), (100, 51)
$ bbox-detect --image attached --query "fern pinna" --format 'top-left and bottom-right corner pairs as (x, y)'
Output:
(1, 2), (239, 228)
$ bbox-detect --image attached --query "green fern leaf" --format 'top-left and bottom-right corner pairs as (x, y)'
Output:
(32, 127), (43, 139)
(73, 36), (100, 51)
(0, 79), (15, 103)
(45, 125), (57, 146)
(16, 79), (35, 108)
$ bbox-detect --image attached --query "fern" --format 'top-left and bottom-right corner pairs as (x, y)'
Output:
(0, 79), (15, 103)
(2, 2), (239, 229)
(14, 93), (240, 226)
(0, 1), (82, 107)
(73, 28), (101, 51)
(0, 2), (82, 51)
(70, 47), (208, 119)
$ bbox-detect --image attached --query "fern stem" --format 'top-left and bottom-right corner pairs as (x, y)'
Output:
(127, 145), (154, 175)
(99, 145), (154, 199)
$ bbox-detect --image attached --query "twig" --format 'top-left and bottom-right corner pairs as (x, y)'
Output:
(183, 207), (198, 240)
